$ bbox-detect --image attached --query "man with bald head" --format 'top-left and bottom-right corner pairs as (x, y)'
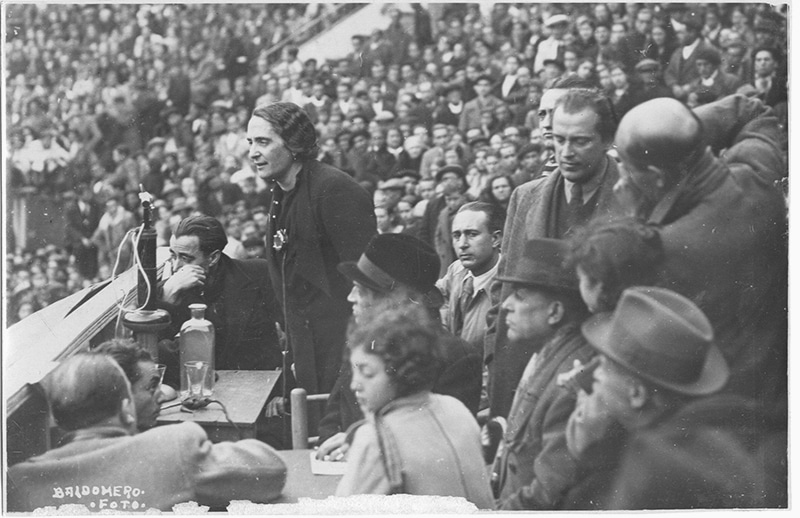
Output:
(614, 94), (787, 418)
(7, 354), (287, 511)
(486, 87), (623, 418)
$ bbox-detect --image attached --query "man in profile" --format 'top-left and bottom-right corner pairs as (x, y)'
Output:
(94, 338), (165, 432)
(7, 353), (287, 512)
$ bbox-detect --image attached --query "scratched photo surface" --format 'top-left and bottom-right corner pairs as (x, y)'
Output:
(3, 1), (790, 514)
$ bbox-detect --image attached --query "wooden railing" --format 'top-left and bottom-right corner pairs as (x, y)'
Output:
(261, 3), (364, 66)
(4, 248), (170, 466)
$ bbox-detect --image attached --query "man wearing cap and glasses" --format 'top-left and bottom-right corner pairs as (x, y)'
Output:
(563, 287), (784, 508)
(315, 233), (482, 462)
(491, 238), (593, 510)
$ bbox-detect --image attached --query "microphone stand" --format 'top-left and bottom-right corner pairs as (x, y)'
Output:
(122, 190), (171, 360)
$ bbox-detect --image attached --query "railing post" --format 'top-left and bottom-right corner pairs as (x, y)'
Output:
(290, 387), (309, 450)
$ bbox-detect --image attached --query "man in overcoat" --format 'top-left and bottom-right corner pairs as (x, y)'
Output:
(493, 238), (594, 509)
(486, 88), (622, 418)
(613, 93), (787, 418)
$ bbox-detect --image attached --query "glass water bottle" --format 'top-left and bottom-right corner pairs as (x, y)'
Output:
(179, 303), (215, 397)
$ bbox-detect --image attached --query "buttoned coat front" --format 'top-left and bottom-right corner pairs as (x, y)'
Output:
(266, 160), (376, 394)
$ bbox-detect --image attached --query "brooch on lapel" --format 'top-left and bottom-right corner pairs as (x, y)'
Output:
(273, 229), (288, 252)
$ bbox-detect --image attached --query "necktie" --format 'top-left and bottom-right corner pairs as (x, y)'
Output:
(453, 275), (474, 337)
(568, 182), (584, 230)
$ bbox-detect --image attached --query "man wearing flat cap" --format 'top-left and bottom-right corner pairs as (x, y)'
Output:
(533, 14), (570, 75)
(314, 233), (483, 461)
(492, 238), (593, 510)
(613, 94), (787, 420)
(564, 287), (785, 508)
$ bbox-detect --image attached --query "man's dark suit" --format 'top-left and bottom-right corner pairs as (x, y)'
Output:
(158, 254), (282, 387)
(64, 198), (101, 279)
(486, 157), (623, 418)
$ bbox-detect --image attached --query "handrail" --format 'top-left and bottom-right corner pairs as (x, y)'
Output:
(261, 3), (363, 65)
(4, 247), (171, 416)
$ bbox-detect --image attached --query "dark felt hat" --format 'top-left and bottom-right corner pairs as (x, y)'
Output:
(543, 58), (566, 72)
(468, 135), (490, 148)
(497, 238), (577, 293)
(435, 164), (466, 184)
(581, 286), (729, 396)
(338, 234), (443, 308)
(392, 169), (421, 181)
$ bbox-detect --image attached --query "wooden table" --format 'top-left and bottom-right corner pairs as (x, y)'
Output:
(275, 449), (343, 503)
(157, 370), (280, 442)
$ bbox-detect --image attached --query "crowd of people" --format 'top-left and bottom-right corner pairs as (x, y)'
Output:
(6, 2), (789, 512)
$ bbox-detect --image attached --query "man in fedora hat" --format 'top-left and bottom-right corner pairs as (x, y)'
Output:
(564, 286), (784, 508)
(492, 238), (593, 510)
(315, 233), (483, 461)
(487, 85), (623, 420)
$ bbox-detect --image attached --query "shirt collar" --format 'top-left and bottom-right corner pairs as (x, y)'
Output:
(464, 253), (501, 294)
(682, 38), (700, 59)
(701, 69), (718, 86)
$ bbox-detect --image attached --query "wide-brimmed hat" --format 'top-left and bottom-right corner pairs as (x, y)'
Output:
(497, 238), (577, 293)
(338, 234), (443, 308)
(581, 286), (729, 396)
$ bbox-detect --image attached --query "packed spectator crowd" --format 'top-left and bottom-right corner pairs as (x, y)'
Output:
(5, 3), (787, 325)
(4, 2), (789, 511)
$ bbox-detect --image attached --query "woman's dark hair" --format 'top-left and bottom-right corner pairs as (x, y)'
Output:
(347, 298), (444, 398)
(251, 102), (319, 160)
(566, 217), (664, 312)
(480, 174), (516, 206)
